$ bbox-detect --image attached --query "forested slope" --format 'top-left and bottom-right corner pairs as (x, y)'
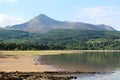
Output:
(0, 29), (120, 50)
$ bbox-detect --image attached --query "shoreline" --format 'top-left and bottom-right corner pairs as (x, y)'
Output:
(0, 55), (58, 72)
(0, 51), (115, 80)
(0, 71), (111, 80)
(0, 50), (120, 56)
(0, 50), (119, 72)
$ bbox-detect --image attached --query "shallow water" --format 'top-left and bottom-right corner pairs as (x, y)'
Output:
(73, 70), (120, 80)
(37, 52), (120, 80)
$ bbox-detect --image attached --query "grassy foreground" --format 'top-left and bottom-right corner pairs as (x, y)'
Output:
(0, 50), (120, 56)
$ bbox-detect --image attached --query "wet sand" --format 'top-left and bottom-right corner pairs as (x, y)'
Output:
(0, 55), (57, 72)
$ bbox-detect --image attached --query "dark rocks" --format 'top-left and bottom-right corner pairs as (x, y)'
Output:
(0, 71), (112, 80)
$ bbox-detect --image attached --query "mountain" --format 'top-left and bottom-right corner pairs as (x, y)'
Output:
(6, 14), (116, 32)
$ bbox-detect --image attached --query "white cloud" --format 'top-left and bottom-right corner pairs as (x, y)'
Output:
(75, 6), (120, 31)
(0, 0), (18, 3)
(10, 0), (18, 3)
(0, 14), (24, 27)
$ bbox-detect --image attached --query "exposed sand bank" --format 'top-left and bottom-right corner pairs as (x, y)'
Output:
(0, 50), (119, 72)
(0, 55), (57, 72)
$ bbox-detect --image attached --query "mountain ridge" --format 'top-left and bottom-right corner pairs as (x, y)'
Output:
(6, 14), (116, 32)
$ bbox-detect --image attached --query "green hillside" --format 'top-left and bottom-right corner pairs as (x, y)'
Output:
(0, 29), (120, 50)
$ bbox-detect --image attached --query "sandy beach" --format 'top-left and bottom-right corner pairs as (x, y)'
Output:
(0, 50), (119, 72)
(0, 55), (57, 72)
(0, 51), (115, 80)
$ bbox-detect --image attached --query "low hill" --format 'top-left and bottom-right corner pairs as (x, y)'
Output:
(0, 30), (32, 43)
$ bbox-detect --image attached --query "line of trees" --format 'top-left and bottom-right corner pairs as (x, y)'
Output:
(0, 40), (120, 50)
(0, 29), (120, 50)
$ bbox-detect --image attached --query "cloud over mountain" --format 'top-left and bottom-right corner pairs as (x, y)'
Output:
(0, 14), (24, 27)
(75, 6), (120, 30)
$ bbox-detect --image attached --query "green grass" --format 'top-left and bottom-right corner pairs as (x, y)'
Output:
(0, 50), (120, 56)
(0, 50), (74, 56)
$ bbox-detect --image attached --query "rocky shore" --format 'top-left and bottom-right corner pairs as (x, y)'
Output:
(0, 71), (111, 80)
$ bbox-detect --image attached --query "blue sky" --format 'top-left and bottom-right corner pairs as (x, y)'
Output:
(0, 0), (120, 30)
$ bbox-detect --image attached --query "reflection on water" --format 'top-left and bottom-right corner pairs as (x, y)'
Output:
(39, 52), (120, 72)
(37, 52), (120, 80)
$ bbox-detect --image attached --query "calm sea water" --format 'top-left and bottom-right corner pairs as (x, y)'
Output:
(37, 52), (120, 80)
